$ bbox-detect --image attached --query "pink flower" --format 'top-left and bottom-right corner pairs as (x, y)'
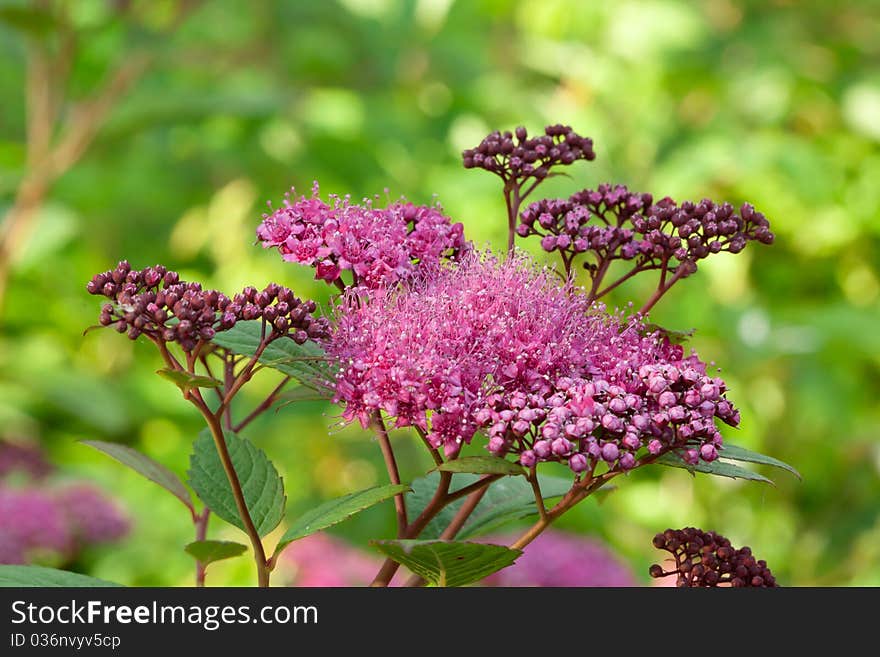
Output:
(55, 484), (130, 546)
(276, 534), (381, 587)
(0, 488), (72, 564)
(258, 183), (468, 290)
(481, 530), (636, 587)
(326, 251), (596, 456)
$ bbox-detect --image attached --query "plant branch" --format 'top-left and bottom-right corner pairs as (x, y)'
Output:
(193, 508), (210, 587)
(233, 376), (291, 433)
(371, 411), (408, 537)
(369, 471), (453, 587)
(402, 481), (493, 587)
(199, 404), (270, 587)
(639, 265), (689, 316)
(527, 466), (548, 521)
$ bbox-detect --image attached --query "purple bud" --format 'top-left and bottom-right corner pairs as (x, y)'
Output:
(569, 453), (588, 473)
(551, 437), (573, 456)
(487, 436), (507, 455)
(542, 424), (559, 440)
(533, 440), (552, 459)
(512, 420), (531, 435)
(601, 443), (619, 463)
(658, 391), (677, 408)
(648, 439), (663, 455)
(700, 444), (718, 462)
(520, 450), (537, 467)
(619, 452), (636, 470)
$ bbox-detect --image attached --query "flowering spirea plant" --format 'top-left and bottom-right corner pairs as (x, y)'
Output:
(1, 123), (798, 589)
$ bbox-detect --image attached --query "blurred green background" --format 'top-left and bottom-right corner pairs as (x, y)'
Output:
(1, 0), (878, 586)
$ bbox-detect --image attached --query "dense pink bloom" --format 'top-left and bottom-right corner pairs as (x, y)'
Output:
(1, 443), (131, 564)
(56, 484), (130, 546)
(277, 534), (380, 587)
(257, 182), (467, 289)
(476, 308), (739, 471)
(0, 488), (73, 564)
(327, 251), (596, 457)
(482, 530), (636, 587)
(329, 249), (737, 468)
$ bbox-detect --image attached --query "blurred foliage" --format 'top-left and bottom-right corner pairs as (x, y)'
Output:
(1, 0), (878, 586)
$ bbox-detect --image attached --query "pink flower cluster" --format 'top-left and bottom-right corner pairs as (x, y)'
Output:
(328, 251), (739, 470)
(1, 440), (130, 565)
(481, 530), (635, 587)
(257, 182), (467, 289)
(277, 534), (380, 587)
(327, 252), (596, 457)
(0, 485), (129, 565)
(477, 314), (739, 472)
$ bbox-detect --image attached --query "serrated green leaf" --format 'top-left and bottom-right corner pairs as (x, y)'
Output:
(437, 455), (525, 477)
(184, 540), (248, 566)
(655, 452), (775, 485)
(371, 540), (521, 587)
(411, 472), (572, 540)
(275, 484), (411, 555)
(718, 443), (801, 480)
(188, 429), (286, 537)
(0, 566), (120, 587)
(211, 320), (333, 391)
(276, 386), (334, 406)
(156, 368), (222, 392)
(80, 440), (193, 511)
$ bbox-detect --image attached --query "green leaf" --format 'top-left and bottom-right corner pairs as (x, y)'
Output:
(411, 472), (572, 540)
(80, 440), (193, 511)
(156, 368), (222, 393)
(370, 540), (521, 587)
(211, 320), (333, 391)
(184, 540), (248, 566)
(188, 429), (286, 537)
(437, 455), (525, 477)
(0, 566), (120, 587)
(718, 443), (802, 480)
(275, 484), (411, 554)
(276, 386), (334, 406)
(655, 451), (775, 485)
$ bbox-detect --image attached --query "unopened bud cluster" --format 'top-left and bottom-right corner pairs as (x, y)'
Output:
(649, 527), (777, 587)
(518, 183), (774, 278)
(87, 261), (329, 351)
(462, 124), (595, 183)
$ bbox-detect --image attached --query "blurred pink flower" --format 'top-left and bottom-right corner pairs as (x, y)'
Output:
(0, 488), (73, 564)
(481, 530), (636, 587)
(55, 484), (130, 547)
(277, 534), (381, 587)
